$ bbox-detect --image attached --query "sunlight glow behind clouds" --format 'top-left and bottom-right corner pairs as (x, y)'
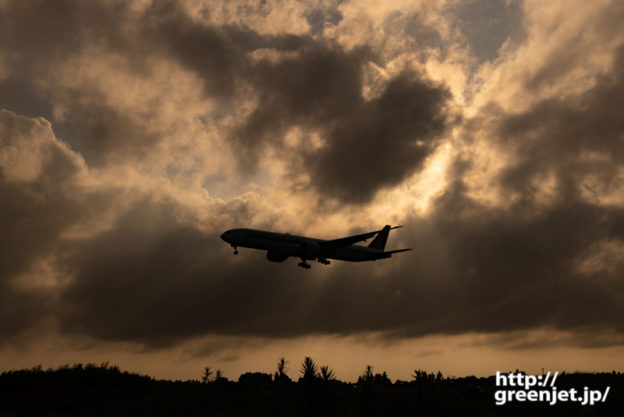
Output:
(0, 0), (623, 378)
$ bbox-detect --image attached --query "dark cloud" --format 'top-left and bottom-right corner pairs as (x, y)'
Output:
(51, 95), (161, 165)
(238, 51), (453, 202)
(0, 68), (52, 120)
(1, 0), (623, 352)
(0, 110), (110, 341)
(304, 6), (343, 36)
(54, 45), (624, 346)
(0, 0), (453, 199)
(387, 43), (624, 339)
(0, 111), (83, 282)
(449, 0), (526, 62)
(0, 0), (156, 165)
(0, 0), (122, 57)
(231, 43), (371, 174)
(305, 73), (451, 202)
(144, 1), (454, 203)
(393, 179), (624, 337)
(525, 3), (624, 91)
(498, 44), (624, 196)
(148, 2), (454, 202)
(54, 182), (624, 346)
(383, 11), (443, 51)
(144, 2), (250, 99)
(58, 196), (316, 345)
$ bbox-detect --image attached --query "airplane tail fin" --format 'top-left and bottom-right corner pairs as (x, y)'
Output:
(368, 225), (399, 250)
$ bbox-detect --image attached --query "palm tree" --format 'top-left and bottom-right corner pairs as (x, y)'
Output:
(202, 366), (213, 383)
(277, 357), (288, 377)
(412, 369), (427, 382)
(357, 364), (373, 385)
(274, 357), (292, 383)
(319, 366), (336, 381)
(299, 357), (318, 380)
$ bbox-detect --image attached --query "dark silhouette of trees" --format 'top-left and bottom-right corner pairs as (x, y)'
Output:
(274, 357), (292, 383)
(357, 365), (391, 386)
(319, 365), (336, 381)
(201, 366), (213, 383)
(202, 366), (226, 383)
(412, 368), (434, 383)
(0, 362), (151, 390)
(1, 362), (623, 416)
(277, 357), (287, 375)
(299, 356), (318, 382)
(238, 372), (272, 388)
(360, 364), (374, 383)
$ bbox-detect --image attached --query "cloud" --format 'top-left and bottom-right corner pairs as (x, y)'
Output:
(0, 110), (96, 340)
(0, 0), (623, 354)
(0, 0), (455, 201)
(497, 45), (624, 198)
(0, 110), (87, 280)
(447, 0), (526, 63)
(236, 47), (454, 202)
(54, 160), (624, 347)
(304, 72), (452, 202)
(58, 194), (334, 345)
(0, 0), (121, 57)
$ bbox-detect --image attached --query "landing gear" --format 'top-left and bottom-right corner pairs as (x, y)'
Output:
(298, 259), (311, 269)
(317, 258), (330, 265)
(231, 245), (238, 255)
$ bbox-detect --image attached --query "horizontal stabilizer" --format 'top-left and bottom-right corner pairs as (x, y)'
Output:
(384, 248), (412, 255)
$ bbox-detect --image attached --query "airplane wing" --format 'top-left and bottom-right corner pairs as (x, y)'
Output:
(321, 225), (403, 247)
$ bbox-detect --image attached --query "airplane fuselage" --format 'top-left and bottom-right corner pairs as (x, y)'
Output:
(221, 225), (410, 269)
(221, 228), (391, 264)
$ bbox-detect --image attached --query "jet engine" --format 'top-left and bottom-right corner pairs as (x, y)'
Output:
(266, 250), (288, 262)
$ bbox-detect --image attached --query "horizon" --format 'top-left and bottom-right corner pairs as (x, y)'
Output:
(4, 359), (623, 383)
(3, 331), (624, 383)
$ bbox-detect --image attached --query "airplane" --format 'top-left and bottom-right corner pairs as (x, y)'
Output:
(220, 225), (411, 269)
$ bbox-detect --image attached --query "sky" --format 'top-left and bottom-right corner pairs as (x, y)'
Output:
(1, 0), (624, 382)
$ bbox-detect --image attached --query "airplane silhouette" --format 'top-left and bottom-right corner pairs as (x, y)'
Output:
(220, 225), (411, 269)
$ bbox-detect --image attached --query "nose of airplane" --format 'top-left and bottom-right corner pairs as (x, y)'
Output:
(220, 231), (229, 242)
